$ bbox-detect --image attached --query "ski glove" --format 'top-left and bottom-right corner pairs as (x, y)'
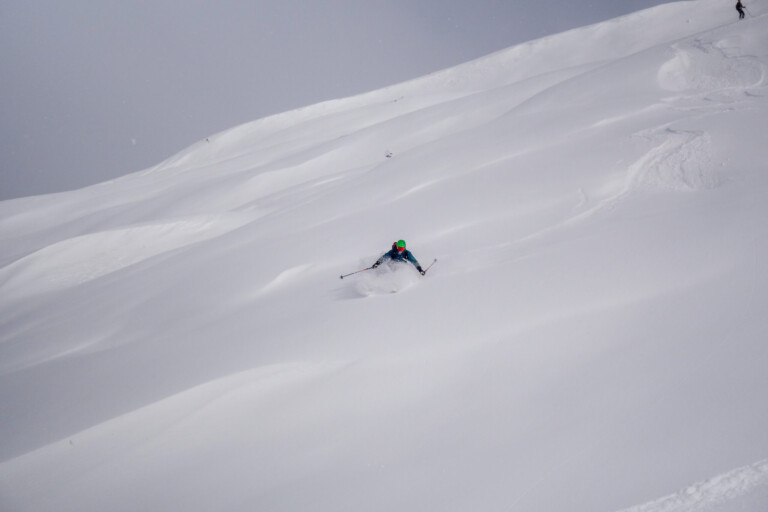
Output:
(372, 263), (379, 269)
(417, 266), (425, 275)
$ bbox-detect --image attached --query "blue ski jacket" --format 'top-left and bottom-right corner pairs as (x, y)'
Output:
(374, 247), (421, 270)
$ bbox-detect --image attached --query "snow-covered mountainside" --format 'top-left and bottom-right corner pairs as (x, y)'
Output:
(2, 1), (768, 511)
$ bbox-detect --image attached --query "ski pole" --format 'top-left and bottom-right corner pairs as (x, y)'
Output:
(340, 266), (374, 279)
(422, 258), (437, 274)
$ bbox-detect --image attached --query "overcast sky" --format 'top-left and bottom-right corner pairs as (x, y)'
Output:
(0, 0), (679, 200)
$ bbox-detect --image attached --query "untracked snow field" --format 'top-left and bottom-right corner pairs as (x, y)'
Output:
(2, 1), (768, 511)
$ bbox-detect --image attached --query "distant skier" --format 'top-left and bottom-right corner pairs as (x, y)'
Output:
(372, 239), (425, 275)
(736, 0), (745, 19)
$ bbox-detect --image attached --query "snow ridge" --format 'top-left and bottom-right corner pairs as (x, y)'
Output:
(619, 459), (768, 512)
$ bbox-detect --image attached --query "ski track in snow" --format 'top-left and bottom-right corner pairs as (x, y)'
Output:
(629, 127), (718, 191)
(552, 20), (768, 228)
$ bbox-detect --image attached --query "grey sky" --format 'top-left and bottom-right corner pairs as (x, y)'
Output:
(0, 0), (678, 200)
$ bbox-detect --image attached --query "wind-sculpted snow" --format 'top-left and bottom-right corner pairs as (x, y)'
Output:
(1, 1), (768, 511)
(0, 214), (252, 301)
(618, 459), (768, 512)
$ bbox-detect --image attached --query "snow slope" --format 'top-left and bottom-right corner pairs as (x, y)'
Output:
(2, 1), (768, 511)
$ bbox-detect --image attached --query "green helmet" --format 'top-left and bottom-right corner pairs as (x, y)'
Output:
(397, 240), (406, 249)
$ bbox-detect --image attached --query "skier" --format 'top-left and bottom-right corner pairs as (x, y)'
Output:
(372, 239), (425, 275)
(736, 0), (745, 19)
